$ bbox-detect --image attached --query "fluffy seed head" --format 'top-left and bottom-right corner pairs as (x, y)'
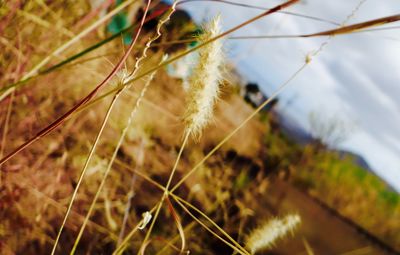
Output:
(184, 15), (224, 139)
(246, 214), (301, 254)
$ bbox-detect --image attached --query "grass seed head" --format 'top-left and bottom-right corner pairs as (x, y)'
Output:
(246, 214), (301, 254)
(184, 15), (224, 140)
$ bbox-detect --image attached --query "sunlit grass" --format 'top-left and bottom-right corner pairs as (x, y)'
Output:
(1, 0), (400, 254)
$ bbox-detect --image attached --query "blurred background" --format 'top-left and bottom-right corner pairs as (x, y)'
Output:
(0, 0), (399, 254)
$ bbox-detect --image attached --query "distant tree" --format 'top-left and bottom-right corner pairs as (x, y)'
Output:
(308, 111), (354, 147)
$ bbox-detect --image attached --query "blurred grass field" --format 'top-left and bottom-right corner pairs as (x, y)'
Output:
(0, 1), (399, 254)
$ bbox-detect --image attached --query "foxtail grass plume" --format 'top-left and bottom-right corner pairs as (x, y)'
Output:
(184, 15), (224, 139)
(246, 214), (301, 254)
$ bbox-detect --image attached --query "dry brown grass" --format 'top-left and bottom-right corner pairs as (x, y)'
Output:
(2, 0), (400, 254)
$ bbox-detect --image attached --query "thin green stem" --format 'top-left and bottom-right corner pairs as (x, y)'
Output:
(0, 0), (299, 167)
(155, 222), (196, 255)
(51, 0), (154, 250)
(138, 132), (190, 254)
(171, 194), (249, 255)
(173, 196), (249, 255)
(166, 133), (190, 192)
(72, 2), (177, 252)
(117, 140), (144, 246)
(171, 64), (307, 193)
(69, 97), (121, 254)
(70, 71), (156, 254)
(113, 204), (159, 255)
(0, 89), (14, 188)
(51, 92), (119, 255)
(26, 184), (118, 241)
(114, 158), (166, 192)
(0, 0), (137, 101)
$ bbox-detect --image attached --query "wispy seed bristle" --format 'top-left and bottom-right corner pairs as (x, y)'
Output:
(246, 214), (301, 254)
(184, 15), (224, 139)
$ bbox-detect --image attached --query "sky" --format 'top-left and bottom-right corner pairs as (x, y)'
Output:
(173, 0), (400, 191)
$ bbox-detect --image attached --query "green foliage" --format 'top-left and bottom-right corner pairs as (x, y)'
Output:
(107, 1), (131, 44)
(261, 122), (400, 247)
(234, 169), (251, 190)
